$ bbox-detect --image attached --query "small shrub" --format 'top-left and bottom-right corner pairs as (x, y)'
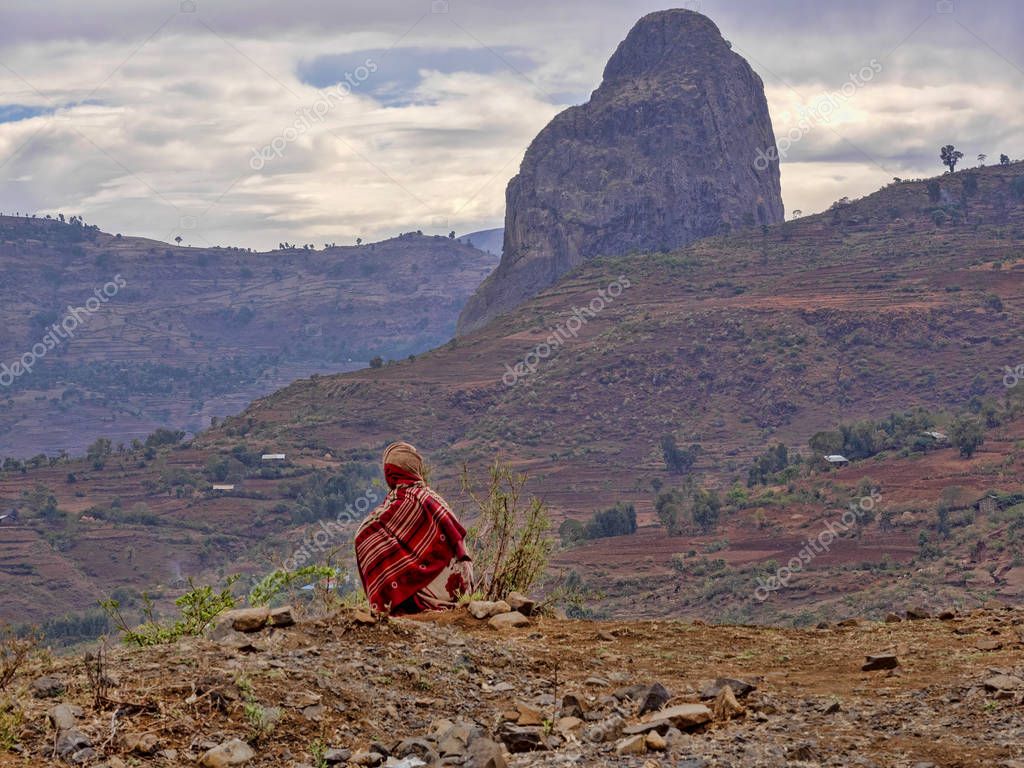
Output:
(0, 625), (39, 691)
(101, 577), (238, 646)
(461, 460), (553, 601)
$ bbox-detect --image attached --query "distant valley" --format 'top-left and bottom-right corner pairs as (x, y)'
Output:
(0, 217), (498, 457)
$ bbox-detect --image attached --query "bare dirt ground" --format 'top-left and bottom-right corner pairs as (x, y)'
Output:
(2, 605), (1022, 767)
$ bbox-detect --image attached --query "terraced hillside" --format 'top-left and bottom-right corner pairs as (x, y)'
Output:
(2, 163), (1024, 629)
(0, 219), (498, 457)
(213, 163), (1024, 502)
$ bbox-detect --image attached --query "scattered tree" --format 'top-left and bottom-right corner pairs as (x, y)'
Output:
(977, 153), (987, 166)
(1000, 153), (1011, 166)
(174, 236), (183, 246)
(660, 435), (700, 475)
(940, 144), (964, 173)
(949, 415), (984, 458)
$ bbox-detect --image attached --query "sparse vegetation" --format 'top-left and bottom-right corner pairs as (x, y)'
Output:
(101, 577), (239, 646)
(461, 460), (553, 601)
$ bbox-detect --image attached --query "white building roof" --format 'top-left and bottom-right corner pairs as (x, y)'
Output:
(261, 453), (286, 460)
(824, 454), (849, 463)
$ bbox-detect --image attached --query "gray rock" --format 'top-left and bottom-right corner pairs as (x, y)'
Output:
(268, 605), (295, 627)
(48, 703), (82, 731)
(31, 675), (66, 698)
(323, 748), (351, 764)
(487, 611), (529, 630)
(348, 752), (383, 767)
(498, 724), (547, 753)
(465, 738), (507, 768)
(469, 600), (511, 619)
(699, 677), (756, 700)
(862, 653), (899, 671)
(198, 738), (256, 767)
(56, 729), (91, 758)
(584, 715), (625, 743)
(456, 8), (784, 334)
(506, 592), (537, 616)
(639, 682), (672, 715)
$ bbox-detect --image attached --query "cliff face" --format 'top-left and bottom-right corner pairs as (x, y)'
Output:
(457, 9), (784, 334)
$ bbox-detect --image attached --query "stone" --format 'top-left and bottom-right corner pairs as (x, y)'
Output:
(392, 738), (439, 764)
(938, 610), (956, 621)
(506, 592), (537, 616)
(638, 682), (672, 715)
(199, 739), (256, 767)
(644, 731), (667, 751)
(469, 600), (512, 619)
(465, 738), (507, 768)
(983, 674), (1023, 691)
(556, 716), (583, 734)
(561, 693), (586, 718)
(348, 752), (383, 766)
(323, 748), (351, 765)
(515, 701), (544, 726)
(711, 685), (745, 721)
(584, 715), (625, 743)
(70, 748), (96, 764)
(615, 735), (647, 755)
(975, 637), (1003, 651)
(222, 607), (270, 633)
(31, 675), (65, 698)
(643, 703), (712, 731)
(884, 612), (903, 623)
(488, 611), (529, 630)
(905, 606), (931, 620)
(353, 609), (376, 625)
(622, 721), (671, 737)
(498, 724), (546, 753)
(456, 8), (784, 334)
(124, 732), (159, 755)
(584, 676), (610, 688)
(862, 653), (899, 671)
(48, 703), (82, 731)
(268, 605), (295, 627)
(285, 690), (322, 708)
(699, 677), (756, 700)
(56, 729), (91, 757)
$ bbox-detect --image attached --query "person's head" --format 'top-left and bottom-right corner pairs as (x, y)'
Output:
(382, 441), (424, 488)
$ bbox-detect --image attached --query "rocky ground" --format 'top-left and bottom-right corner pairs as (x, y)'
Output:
(2, 601), (1023, 767)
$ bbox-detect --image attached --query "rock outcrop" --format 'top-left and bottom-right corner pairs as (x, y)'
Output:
(457, 9), (783, 334)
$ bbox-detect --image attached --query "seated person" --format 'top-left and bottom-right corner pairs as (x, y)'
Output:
(355, 442), (473, 615)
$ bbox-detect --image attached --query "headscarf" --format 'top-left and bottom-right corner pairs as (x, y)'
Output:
(382, 441), (424, 488)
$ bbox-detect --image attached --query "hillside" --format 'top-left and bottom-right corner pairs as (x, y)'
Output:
(0, 218), (498, 458)
(1, 163), (1024, 630)
(2, 604), (1022, 766)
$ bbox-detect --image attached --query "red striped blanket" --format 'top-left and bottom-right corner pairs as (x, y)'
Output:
(355, 468), (469, 615)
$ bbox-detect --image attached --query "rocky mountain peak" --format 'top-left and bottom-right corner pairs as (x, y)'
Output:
(457, 9), (784, 335)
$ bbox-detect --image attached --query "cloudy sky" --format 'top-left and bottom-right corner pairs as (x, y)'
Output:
(0, 0), (1021, 250)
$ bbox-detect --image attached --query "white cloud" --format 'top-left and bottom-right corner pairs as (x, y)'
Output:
(0, 0), (1020, 247)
